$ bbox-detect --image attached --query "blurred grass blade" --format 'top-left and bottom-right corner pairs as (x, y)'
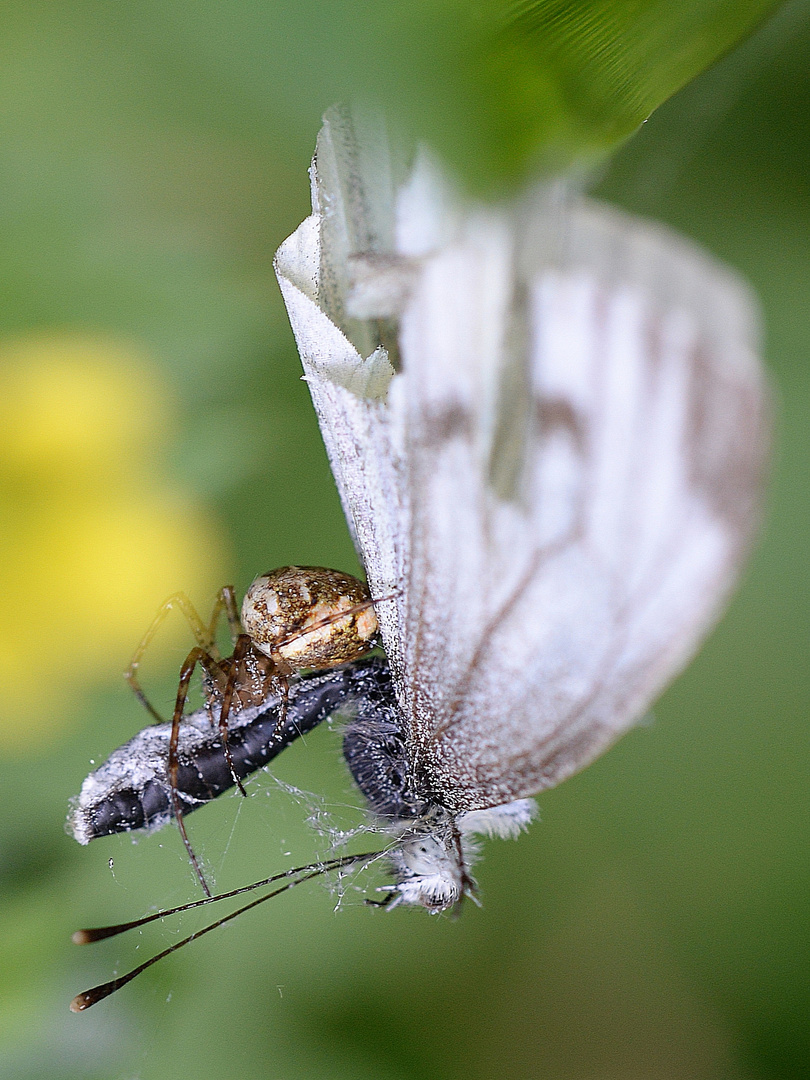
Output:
(145, 0), (783, 190)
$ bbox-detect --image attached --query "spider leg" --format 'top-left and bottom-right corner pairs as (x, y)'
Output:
(126, 592), (219, 725)
(266, 594), (389, 739)
(206, 585), (242, 649)
(218, 634), (251, 798)
(272, 594), (392, 656)
(169, 644), (232, 897)
(272, 674), (290, 740)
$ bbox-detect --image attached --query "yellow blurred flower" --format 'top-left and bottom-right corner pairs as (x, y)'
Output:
(0, 334), (228, 749)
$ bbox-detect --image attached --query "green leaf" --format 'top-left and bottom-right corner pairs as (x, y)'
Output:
(124, 0), (784, 192)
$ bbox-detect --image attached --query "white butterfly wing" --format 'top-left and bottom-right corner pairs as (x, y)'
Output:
(275, 108), (769, 813)
(394, 194), (767, 809)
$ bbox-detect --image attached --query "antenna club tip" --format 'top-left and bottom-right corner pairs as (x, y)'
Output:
(72, 929), (93, 945)
(69, 992), (92, 1013)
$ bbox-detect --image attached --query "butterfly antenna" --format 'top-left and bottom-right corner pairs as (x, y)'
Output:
(69, 849), (388, 1012)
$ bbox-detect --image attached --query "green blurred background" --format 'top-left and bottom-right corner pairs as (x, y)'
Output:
(0, 2), (808, 1078)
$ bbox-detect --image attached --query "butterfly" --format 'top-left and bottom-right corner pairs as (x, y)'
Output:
(275, 102), (769, 884)
(68, 103), (769, 1009)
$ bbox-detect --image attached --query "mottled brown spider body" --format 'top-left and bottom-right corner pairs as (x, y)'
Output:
(241, 566), (379, 672)
(126, 565), (380, 895)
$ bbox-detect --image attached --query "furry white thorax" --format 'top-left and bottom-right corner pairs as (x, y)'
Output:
(384, 799), (537, 911)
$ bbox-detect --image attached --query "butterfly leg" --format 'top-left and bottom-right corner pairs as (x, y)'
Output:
(364, 891), (398, 908)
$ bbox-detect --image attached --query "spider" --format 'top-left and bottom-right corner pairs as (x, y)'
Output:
(124, 565), (382, 896)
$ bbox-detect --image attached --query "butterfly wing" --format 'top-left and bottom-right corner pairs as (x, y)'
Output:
(393, 188), (768, 809)
(274, 106), (412, 682)
(276, 108), (769, 813)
